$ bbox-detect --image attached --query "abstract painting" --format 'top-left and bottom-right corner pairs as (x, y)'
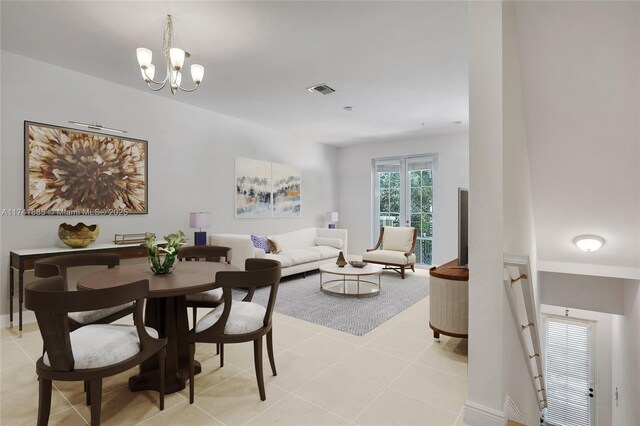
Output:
(272, 162), (301, 217)
(24, 121), (148, 215)
(235, 157), (272, 218)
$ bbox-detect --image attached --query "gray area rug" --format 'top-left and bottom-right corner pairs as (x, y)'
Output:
(237, 270), (429, 336)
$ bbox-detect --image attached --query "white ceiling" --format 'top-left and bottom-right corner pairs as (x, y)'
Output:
(0, 1), (469, 146)
(515, 2), (640, 277)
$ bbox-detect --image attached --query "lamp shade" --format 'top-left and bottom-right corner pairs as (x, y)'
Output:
(189, 212), (211, 229)
(326, 211), (339, 222)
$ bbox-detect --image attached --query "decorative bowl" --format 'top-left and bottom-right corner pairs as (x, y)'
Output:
(349, 261), (368, 268)
(58, 223), (99, 248)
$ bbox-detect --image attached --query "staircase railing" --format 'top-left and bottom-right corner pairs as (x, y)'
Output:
(504, 254), (547, 411)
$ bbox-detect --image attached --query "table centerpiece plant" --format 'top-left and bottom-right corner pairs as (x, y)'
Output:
(145, 230), (187, 275)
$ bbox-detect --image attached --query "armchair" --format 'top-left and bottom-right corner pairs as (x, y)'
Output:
(362, 226), (418, 278)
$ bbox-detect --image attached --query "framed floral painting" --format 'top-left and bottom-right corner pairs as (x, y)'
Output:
(24, 121), (148, 215)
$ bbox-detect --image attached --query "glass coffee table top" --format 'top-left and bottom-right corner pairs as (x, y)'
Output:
(319, 262), (382, 298)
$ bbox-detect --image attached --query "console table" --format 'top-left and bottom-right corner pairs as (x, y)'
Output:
(429, 259), (469, 339)
(9, 243), (149, 330)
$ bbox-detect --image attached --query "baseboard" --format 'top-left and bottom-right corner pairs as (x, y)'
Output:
(464, 400), (506, 425)
(503, 395), (528, 425)
(1, 311), (36, 329)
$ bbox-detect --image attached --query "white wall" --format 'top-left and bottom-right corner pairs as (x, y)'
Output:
(337, 132), (468, 263)
(0, 51), (338, 319)
(465, 2), (506, 425)
(540, 272), (625, 315)
(541, 304), (614, 426)
(500, 3), (540, 424)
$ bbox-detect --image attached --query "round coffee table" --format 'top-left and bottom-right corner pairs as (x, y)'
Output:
(319, 262), (382, 298)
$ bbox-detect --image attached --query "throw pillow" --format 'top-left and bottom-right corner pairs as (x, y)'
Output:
(267, 238), (280, 254)
(250, 235), (270, 253)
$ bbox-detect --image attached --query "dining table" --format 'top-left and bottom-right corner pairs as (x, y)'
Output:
(77, 261), (237, 394)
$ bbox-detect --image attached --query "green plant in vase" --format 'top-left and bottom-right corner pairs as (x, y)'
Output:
(145, 230), (187, 275)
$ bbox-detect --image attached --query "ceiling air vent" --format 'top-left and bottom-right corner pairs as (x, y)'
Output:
(307, 84), (335, 95)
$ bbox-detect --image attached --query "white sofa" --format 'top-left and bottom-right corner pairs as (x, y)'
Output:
(210, 228), (348, 277)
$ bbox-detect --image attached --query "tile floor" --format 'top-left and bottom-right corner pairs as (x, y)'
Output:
(0, 272), (468, 426)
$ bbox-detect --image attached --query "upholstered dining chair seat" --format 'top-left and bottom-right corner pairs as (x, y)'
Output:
(43, 324), (159, 370)
(362, 249), (416, 265)
(195, 302), (266, 335)
(185, 288), (223, 303)
(68, 302), (135, 325)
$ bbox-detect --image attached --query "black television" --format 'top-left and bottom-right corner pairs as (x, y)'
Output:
(458, 188), (469, 266)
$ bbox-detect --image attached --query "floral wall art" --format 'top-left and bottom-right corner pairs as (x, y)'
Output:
(272, 162), (301, 217)
(235, 157), (301, 218)
(24, 121), (148, 214)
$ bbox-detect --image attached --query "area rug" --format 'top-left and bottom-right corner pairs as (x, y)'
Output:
(238, 270), (429, 336)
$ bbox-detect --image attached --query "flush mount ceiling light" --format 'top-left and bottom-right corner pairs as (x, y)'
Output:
(136, 15), (204, 95)
(573, 235), (605, 252)
(307, 84), (335, 95)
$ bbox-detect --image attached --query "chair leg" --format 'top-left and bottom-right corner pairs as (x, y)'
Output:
(84, 380), (90, 406)
(411, 264), (415, 272)
(89, 379), (102, 426)
(266, 329), (277, 376)
(253, 338), (266, 401)
(188, 343), (195, 404)
(216, 343), (220, 355)
(159, 347), (166, 410)
(219, 343), (224, 367)
(401, 266), (405, 279)
(37, 378), (52, 426)
(192, 307), (197, 329)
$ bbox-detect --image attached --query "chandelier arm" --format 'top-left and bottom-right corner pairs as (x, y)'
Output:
(176, 83), (201, 93)
(141, 67), (169, 86)
(146, 81), (168, 92)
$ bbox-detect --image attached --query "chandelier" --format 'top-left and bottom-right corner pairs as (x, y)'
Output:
(136, 15), (204, 95)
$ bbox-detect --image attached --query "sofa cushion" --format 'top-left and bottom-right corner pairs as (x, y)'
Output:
(269, 228), (317, 252)
(383, 227), (415, 252)
(362, 249), (416, 265)
(279, 248), (321, 264)
(307, 246), (341, 259)
(264, 253), (293, 268)
(315, 237), (343, 249)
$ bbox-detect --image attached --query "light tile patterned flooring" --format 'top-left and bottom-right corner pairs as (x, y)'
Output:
(0, 275), (468, 425)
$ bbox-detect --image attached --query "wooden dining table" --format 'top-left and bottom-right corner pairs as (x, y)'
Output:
(77, 261), (237, 394)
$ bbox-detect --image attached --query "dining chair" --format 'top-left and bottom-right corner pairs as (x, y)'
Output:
(187, 258), (281, 403)
(177, 245), (231, 327)
(25, 276), (167, 426)
(362, 226), (418, 278)
(34, 253), (134, 330)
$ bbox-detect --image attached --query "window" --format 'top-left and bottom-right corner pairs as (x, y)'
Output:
(544, 316), (595, 426)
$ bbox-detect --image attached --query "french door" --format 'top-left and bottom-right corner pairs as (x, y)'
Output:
(373, 155), (436, 265)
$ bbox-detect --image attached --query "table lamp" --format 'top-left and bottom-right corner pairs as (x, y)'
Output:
(189, 212), (211, 245)
(326, 211), (339, 229)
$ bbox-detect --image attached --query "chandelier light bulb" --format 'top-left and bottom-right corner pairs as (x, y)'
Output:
(573, 235), (605, 252)
(191, 64), (204, 84)
(169, 48), (185, 70)
(136, 48), (152, 68)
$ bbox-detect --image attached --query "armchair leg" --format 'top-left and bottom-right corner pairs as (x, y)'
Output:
(220, 344), (224, 367)
(188, 343), (195, 404)
(253, 338), (266, 401)
(37, 378), (52, 426)
(89, 379), (102, 426)
(267, 329), (277, 376)
(401, 266), (405, 279)
(411, 264), (415, 272)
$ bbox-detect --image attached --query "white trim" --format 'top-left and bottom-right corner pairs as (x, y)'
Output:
(463, 400), (506, 425)
(504, 394), (529, 426)
(537, 260), (640, 280)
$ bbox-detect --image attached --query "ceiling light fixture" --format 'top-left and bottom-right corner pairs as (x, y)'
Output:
(136, 15), (204, 95)
(573, 235), (605, 252)
(68, 121), (127, 134)
(307, 84), (335, 95)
